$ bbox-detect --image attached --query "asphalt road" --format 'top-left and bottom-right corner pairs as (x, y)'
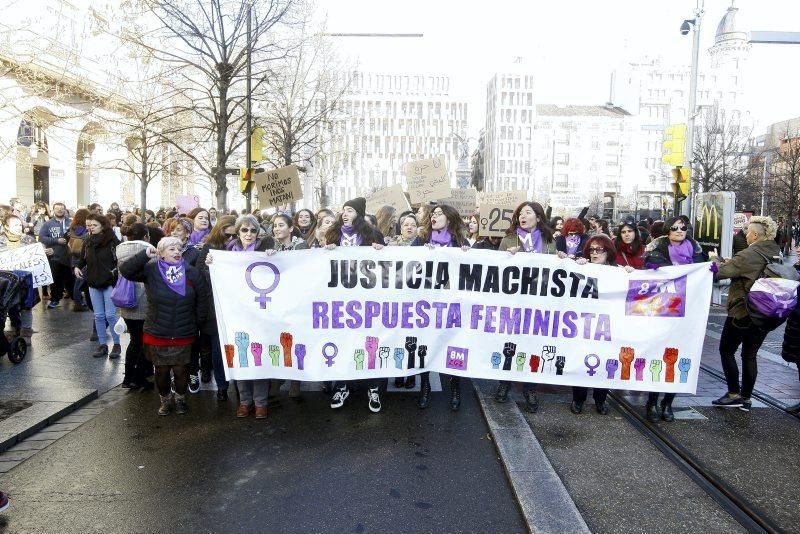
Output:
(0, 385), (526, 533)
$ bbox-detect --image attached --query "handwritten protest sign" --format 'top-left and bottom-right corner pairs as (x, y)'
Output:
(439, 188), (477, 217)
(365, 184), (411, 214)
(209, 247), (712, 394)
(254, 166), (304, 208)
(404, 156), (451, 204)
(0, 243), (53, 288)
(478, 190), (527, 237)
(175, 195), (200, 215)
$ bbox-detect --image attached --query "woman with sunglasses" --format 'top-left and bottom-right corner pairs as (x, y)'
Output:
(324, 197), (386, 413)
(555, 217), (590, 259)
(206, 215), (274, 418)
(494, 201), (556, 413)
(571, 236), (635, 415)
(643, 215), (704, 422)
(197, 215), (237, 401)
(614, 222), (646, 269)
(411, 204), (469, 410)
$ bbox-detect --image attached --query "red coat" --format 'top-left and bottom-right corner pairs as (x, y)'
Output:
(616, 243), (645, 269)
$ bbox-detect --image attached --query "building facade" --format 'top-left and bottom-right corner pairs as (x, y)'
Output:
(306, 71), (469, 209)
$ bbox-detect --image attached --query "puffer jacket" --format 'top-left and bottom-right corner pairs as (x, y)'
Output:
(715, 239), (781, 320)
(119, 249), (209, 339)
(115, 240), (150, 321)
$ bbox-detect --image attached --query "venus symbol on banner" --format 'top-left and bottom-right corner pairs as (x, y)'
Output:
(245, 262), (280, 309)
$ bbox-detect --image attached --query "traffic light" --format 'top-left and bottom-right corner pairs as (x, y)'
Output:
(250, 127), (265, 162)
(240, 167), (255, 193)
(670, 166), (690, 202)
(662, 124), (687, 167)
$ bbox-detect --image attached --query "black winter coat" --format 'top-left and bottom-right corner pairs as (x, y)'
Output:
(555, 234), (590, 258)
(119, 250), (209, 340)
(78, 230), (120, 289)
(782, 305), (800, 363)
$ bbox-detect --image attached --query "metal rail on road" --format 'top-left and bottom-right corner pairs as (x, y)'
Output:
(608, 393), (780, 534)
(700, 364), (800, 421)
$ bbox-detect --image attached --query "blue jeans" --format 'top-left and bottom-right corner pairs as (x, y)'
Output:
(88, 286), (120, 345)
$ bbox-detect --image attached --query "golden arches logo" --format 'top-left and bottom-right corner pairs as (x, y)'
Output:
(697, 204), (719, 240)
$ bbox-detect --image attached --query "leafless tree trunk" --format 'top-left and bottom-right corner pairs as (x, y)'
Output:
(692, 108), (751, 195)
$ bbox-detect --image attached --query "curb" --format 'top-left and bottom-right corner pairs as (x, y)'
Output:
(0, 389), (98, 453)
(472, 380), (590, 534)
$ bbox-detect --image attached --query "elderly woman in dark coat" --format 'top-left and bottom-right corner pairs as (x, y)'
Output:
(120, 236), (209, 416)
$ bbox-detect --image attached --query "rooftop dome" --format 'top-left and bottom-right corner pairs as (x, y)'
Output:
(715, 5), (747, 45)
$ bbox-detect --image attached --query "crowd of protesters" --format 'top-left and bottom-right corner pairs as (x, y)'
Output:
(1, 196), (799, 429)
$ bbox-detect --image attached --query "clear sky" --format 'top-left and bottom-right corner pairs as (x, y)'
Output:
(317, 0), (800, 138)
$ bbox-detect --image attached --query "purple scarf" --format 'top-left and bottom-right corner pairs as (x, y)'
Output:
(189, 228), (209, 246)
(158, 259), (186, 296)
(668, 239), (695, 265)
(227, 239), (256, 252)
(340, 225), (362, 247)
(516, 227), (542, 253)
(430, 229), (453, 247)
(565, 234), (581, 255)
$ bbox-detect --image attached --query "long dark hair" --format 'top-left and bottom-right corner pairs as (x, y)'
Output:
(507, 202), (553, 243)
(421, 204), (465, 246)
(86, 214), (116, 246)
(614, 222), (642, 255)
(205, 215), (237, 249)
(292, 209), (315, 231)
(325, 212), (376, 246)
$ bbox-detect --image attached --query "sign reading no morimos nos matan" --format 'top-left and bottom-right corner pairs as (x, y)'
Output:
(209, 247), (712, 393)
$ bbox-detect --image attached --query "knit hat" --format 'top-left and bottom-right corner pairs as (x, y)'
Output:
(177, 217), (193, 234)
(343, 197), (366, 219)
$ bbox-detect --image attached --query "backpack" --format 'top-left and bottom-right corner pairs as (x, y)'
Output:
(745, 251), (800, 331)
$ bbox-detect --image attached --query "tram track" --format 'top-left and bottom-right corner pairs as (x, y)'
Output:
(608, 392), (782, 534)
(699, 363), (800, 420)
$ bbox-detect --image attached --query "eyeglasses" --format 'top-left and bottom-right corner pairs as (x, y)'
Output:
(431, 211), (444, 217)
(239, 227), (258, 234)
(669, 225), (687, 232)
(588, 247), (607, 254)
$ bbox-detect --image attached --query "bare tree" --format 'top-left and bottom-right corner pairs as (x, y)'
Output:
(123, 0), (299, 210)
(692, 108), (752, 194)
(767, 125), (800, 246)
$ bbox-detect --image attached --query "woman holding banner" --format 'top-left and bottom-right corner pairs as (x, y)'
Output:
(643, 216), (704, 422)
(614, 222), (646, 269)
(198, 216), (237, 401)
(207, 215), (274, 418)
(411, 204), (468, 410)
(555, 218), (590, 259)
(120, 237), (209, 416)
(324, 197), (386, 413)
(571, 235), (635, 415)
(494, 201), (556, 413)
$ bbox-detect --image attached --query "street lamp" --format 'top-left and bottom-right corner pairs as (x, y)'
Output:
(679, 2), (703, 221)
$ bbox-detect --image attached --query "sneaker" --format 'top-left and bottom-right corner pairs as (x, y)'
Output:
(109, 344), (122, 359)
(188, 374), (200, 394)
(367, 388), (382, 413)
(330, 385), (350, 409)
(92, 344), (108, 358)
(158, 395), (172, 416)
(46, 300), (60, 309)
(174, 395), (188, 415)
(0, 490), (10, 512)
(738, 398), (752, 412)
(712, 393), (744, 408)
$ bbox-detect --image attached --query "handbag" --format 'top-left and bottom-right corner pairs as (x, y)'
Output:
(110, 275), (137, 308)
(744, 251), (800, 332)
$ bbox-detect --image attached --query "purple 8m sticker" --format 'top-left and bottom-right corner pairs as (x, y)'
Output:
(625, 276), (687, 317)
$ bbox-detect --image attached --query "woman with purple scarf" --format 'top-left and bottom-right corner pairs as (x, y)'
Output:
(119, 237), (209, 416)
(554, 218), (590, 259)
(411, 204), (469, 410)
(324, 197), (386, 413)
(206, 215), (274, 419)
(643, 215), (704, 422)
(187, 207), (211, 248)
(167, 218), (201, 267)
(495, 201), (557, 413)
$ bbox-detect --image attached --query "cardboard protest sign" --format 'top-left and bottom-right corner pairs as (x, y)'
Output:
(175, 195), (200, 215)
(438, 188), (477, 217)
(254, 166), (304, 208)
(0, 242), (53, 288)
(210, 246), (712, 395)
(478, 190), (527, 237)
(365, 185), (411, 214)
(404, 156), (451, 204)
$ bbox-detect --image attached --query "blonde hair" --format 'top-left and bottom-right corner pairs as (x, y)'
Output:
(157, 236), (183, 257)
(747, 216), (777, 241)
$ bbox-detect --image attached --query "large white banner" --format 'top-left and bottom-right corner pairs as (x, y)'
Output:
(209, 248), (713, 393)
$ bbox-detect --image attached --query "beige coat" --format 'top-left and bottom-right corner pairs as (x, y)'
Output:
(115, 240), (150, 320)
(716, 239), (781, 320)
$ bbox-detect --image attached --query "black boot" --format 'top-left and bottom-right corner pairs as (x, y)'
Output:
(661, 400), (675, 422)
(646, 401), (660, 423)
(570, 401), (583, 414)
(523, 389), (539, 413)
(417, 373), (431, 409)
(494, 382), (509, 403)
(394, 377), (405, 388)
(449, 377), (461, 411)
